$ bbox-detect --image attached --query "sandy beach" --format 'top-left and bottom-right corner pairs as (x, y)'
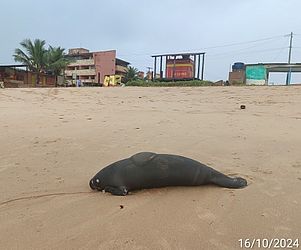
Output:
(0, 86), (300, 250)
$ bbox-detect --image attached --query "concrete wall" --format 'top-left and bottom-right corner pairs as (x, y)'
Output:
(0, 67), (56, 88)
(229, 71), (245, 85)
(115, 65), (127, 74)
(68, 59), (94, 67)
(69, 48), (89, 55)
(246, 79), (266, 85)
(65, 69), (96, 77)
(93, 50), (116, 84)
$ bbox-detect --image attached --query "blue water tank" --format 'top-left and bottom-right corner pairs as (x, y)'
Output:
(232, 62), (245, 71)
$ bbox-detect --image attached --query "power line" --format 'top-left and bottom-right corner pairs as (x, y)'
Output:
(151, 35), (286, 55)
(207, 37), (286, 57)
(199, 34), (286, 50)
(207, 47), (288, 60)
(118, 34), (288, 57)
(271, 46), (288, 61)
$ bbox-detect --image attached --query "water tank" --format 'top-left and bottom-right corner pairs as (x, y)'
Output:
(232, 62), (245, 71)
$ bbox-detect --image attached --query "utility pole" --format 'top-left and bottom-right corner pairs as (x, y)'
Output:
(286, 32), (293, 85)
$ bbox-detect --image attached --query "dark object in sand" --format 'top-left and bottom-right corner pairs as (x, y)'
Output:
(89, 152), (247, 196)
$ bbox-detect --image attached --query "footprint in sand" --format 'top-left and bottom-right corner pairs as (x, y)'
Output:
(251, 167), (273, 175)
(55, 177), (64, 183)
(195, 207), (216, 224)
(262, 170), (273, 174)
(98, 239), (146, 250)
(208, 238), (229, 249)
(292, 162), (301, 168)
(45, 138), (61, 144)
(250, 167), (259, 172)
(261, 185), (284, 197)
(157, 238), (172, 250)
(227, 190), (236, 197)
(274, 225), (292, 234)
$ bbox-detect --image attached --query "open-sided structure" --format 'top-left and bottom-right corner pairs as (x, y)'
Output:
(151, 52), (205, 81)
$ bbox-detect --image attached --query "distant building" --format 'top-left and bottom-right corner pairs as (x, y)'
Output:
(65, 48), (130, 86)
(166, 56), (194, 79)
(229, 62), (301, 85)
(0, 65), (56, 88)
(228, 62), (245, 85)
(138, 71), (145, 79)
(146, 71), (153, 80)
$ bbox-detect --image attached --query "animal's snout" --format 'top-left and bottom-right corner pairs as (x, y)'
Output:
(89, 179), (96, 190)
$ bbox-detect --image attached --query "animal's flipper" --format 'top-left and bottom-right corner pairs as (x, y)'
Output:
(130, 152), (157, 166)
(210, 170), (247, 189)
(104, 186), (129, 196)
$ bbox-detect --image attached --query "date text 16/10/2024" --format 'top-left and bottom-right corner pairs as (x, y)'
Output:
(238, 238), (299, 249)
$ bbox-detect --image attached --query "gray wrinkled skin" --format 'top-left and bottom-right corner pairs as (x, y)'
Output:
(89, 152), (247, 196)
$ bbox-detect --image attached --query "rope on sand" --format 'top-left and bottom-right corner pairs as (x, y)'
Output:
(0, 191), (92, 207)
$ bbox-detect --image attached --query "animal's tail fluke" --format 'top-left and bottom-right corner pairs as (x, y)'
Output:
(210, 170), (248, 188)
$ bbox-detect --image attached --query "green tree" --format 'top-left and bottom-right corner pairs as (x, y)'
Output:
(124, 66), (139, 83)
(13, 39), (48, 86)
(46, 46), (72, 86)
(14, 39), (72, 87)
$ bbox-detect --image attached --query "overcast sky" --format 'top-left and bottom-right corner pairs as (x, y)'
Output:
(1, 0), (301, 82)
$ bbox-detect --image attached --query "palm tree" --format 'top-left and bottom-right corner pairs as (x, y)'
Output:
(13, 39), (47, 86)
(124, 66), (139, 83)
(46, 46), (72, 86)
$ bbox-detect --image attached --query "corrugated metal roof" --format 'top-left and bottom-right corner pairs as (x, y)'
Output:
(246, 63), (301, 73)
(152, 52), (205, 57)
(0, 64), (27, 68)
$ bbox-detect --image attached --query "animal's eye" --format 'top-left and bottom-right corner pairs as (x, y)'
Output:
(96, 179), (100, 183)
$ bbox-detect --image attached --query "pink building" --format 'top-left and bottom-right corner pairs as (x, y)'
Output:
(65, 48), (129, 86)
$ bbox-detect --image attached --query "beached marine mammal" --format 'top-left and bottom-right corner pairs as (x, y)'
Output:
(89, 152), (247, 196)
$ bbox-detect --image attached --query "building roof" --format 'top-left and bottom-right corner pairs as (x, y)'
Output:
(0, 64), (27, 68)
(69, 47), (89, 51)
(152, 52), (205, 57)
(65, 49), (129, 63)
(65, 52), (93, 58)
(116, 58), (130, 66)
(65, 53), (130, 66)
(246, 63), (301, 73)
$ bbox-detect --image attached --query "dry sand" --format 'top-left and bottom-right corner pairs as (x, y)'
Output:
(0, 86), (300, 250)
